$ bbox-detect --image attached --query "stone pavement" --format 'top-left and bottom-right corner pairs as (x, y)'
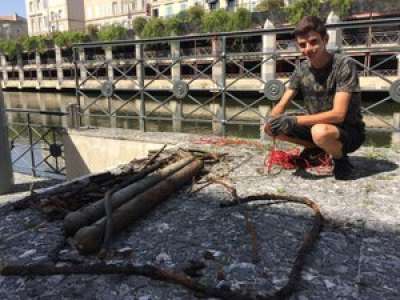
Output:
(0, 143), (399, 300)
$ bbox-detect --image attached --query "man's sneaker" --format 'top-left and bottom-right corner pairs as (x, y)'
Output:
(333, 155), (354, 180)
(292, 147), (328, 168)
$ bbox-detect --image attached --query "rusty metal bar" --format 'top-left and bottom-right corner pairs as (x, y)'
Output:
(72, 158), (203, 254)
(64, 156), (195, 236)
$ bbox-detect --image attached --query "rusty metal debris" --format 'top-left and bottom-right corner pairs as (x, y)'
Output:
(3, 148), (323, 300)
(64, 156), (195, 237)
(72, 157), (204, 254)
(1, 190), (322, 300)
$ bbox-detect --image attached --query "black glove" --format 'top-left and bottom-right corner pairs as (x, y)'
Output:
(269, 115), (297, 135)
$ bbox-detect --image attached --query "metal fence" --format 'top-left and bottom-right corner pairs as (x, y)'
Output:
(73, 17), (400, 136)
(6, 108), (67, 177)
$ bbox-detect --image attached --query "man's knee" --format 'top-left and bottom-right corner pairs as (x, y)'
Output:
(311, 124), (339, 146)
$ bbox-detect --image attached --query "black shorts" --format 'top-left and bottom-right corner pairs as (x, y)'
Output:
(287, 123), (365, 154)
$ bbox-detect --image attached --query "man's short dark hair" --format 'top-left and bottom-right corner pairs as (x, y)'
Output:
(293, 16), (327, 38)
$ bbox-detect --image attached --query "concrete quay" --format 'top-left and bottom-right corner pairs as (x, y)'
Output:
(0, 133), (400, 299)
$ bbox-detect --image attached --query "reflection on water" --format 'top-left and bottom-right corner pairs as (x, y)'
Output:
(3, 90), (397, 147)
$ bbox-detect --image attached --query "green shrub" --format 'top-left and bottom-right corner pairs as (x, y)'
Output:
(202, 9), (232, 33)
(0, 40), (21, 59)
(132, 17), (147, 38)
(20, 35), (49, 53)
(54, 31), (87, 48)
(286, 0), (322, 24)
(229, 8), (252, 31)
(97, 25), (128, 41)
(142, 18), (168, 38)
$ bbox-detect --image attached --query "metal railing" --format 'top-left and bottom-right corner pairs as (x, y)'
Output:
(6, 108), (67, 177)
(72, 17), (400, 136)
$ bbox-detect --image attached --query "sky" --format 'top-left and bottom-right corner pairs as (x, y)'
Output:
(0, 0), (26, 17)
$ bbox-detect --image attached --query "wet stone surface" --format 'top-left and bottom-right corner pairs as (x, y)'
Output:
(0, 143), (400, 299)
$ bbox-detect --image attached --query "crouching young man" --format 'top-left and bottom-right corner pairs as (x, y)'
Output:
(264, 16), (365, 180)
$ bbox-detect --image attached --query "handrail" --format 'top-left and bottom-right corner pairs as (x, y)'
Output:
(5, 108), (67, 117)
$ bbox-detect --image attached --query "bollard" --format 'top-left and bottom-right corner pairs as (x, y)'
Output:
(0, 88), (14, 194)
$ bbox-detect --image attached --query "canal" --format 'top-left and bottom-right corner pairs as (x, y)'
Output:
(3, 90), (398, 148)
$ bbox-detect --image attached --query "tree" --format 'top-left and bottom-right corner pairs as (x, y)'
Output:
(229, 8), (252, 31)
(327, 0), (353, 18)
(256, 0), (284, 12)
(0, 40), (20, 60)
(132, 17), (147, 38)
(142, 18), (168, 38)
(286, 0), (322, 24)
(166, 12), (189, 36)
(86, 25), (99, 41)
(53, 32), (87, 48)
(186, 4), (205, 33)
(97, 25), (128, 41)
(20, 36), (48, 53)
(202, 9), (232, 33)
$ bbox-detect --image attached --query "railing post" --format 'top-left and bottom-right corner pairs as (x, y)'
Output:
(105, 46), (114, 82)
(170, 40), (183, 132)
(392, 113), (400, 148)
(17, 51), (24, 89)
(0, 88), (14, 193)
(136, 42), (146, 131)
(26, 113), (37, 177)
(36, 50), (42, 90)
(67, 103), (81, 129)
(261, 18), (276, 141)
(396, 54), (400, 77)
(326, 12), (342, 52)
(261, 18), (276, 83)
(78, 48), (87, 82)
(55, 45), (63, 90)
(0, 53), (8, 89)
(211, 36), (226, 136)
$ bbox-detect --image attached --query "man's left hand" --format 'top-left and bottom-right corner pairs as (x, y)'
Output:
(269, 115), (297, 135)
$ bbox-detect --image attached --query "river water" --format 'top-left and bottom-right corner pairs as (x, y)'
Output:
(3, 90), (397, 147)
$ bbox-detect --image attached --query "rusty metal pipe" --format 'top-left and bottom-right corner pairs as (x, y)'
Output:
(73, 159), (203, 254)
(64, 156), (196, 236)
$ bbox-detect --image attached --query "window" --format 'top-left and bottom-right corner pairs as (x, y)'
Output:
(165, 4), (173, 17)
(112, 2), (118, 16)
(180, 1), (187, 11)
(152, 9), (159, 17)
(227, 0), (236, 11)
(209, 0), (219, 10)
(58, 10), (62, 19)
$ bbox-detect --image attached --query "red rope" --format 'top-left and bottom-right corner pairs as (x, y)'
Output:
(265, 143), (332, 174)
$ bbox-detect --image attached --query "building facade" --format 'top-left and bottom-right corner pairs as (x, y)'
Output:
(149, 0), (264, 18)
(25, 0), (85, 35)
(84, 0), (148, 29)
(0, 14), (28, 39)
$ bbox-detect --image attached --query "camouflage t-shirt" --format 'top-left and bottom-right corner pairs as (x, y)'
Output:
(288, 53), (364, 128)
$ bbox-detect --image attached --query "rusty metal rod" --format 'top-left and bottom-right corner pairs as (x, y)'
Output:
(64, 156), (195, 236)
(73, 159), (204, 254)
